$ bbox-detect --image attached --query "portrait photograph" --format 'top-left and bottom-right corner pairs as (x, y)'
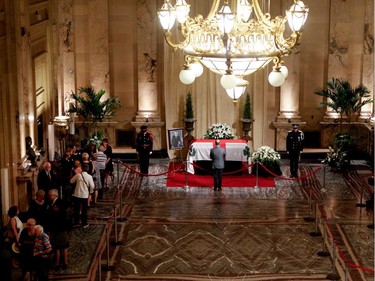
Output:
(168, 128), (184, 150)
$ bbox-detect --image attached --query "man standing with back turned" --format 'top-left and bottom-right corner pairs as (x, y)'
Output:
(210, 139), (226, 191)
(286, 124), (304, 178)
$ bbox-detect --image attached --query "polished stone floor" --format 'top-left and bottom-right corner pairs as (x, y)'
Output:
(17, 158), (374, 281)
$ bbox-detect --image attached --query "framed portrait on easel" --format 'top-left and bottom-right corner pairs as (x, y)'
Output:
(168, 128), (184, 150)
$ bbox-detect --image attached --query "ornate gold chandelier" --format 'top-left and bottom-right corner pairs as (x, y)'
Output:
(158, 0), (309, 97)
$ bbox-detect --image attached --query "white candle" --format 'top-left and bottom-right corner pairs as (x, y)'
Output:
(48, 124), (55, 161)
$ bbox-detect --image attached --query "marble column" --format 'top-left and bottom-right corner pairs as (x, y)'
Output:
(131, 0), (164, 150)
(273, 55), (305, 151)
(56, 0), (75, 115)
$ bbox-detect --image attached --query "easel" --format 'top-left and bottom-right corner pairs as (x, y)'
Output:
(170, 148), (189, 189)
(171, 148), (184, 174)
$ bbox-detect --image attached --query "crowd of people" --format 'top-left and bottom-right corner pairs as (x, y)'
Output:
(0, 138), (115, 280)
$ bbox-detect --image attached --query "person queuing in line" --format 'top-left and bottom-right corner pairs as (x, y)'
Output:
(70, 164), (95, 228)
(27, 189), (47, 226)
(210, 139), (226, 191)
(37, 161), (59, 195)
(33, 224), (52, 281)
(96, 145), (108, 197)
(59, 147), (74, 198)
(286, 124), (304, 178)
(90, 153), (101, 205)
(102, 138), (114, 189)
(46, 189), (70, 271)
(70, 144), (82, 162)
(4, 205), (24, 268)
(136, 125), (153, 175)
(81, 152), (95, 206)
(0, 227), (12, 281)
(19, 218), (36, 281)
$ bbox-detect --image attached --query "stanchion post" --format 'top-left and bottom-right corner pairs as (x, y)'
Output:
(98, 252), (102, 281)
(304, 187), (315, 222)
(317, 219), (330, 257)
(356, 180), (366, 207)
(310, 202), (322, 236)
(184, 160), (189, 189)
(116, 158), (127, 222)
(111, 205), (123, 246)
(326, 240), (340, 280)
(117, 158), (120, 186)
(255, 160), (259, 188)
(101, 227), (115, 271)
(344, 263), (349, 281)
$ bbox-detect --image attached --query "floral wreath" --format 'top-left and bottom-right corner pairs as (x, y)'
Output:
(252, 146), (281, 165)
(203, 123), (235, 139)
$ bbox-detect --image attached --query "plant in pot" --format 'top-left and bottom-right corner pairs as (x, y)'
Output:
(240, 93), (253, 139)
(68, 86), (122, 147)
(184, 91), (196, 141)
(314, 78), (373, 162)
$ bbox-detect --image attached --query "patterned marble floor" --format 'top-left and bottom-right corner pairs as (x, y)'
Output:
(26, 158), (373, 281)
(103, 159), (374, 281)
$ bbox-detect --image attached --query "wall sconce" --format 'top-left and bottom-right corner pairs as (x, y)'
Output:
(20, 27), (27, 36)
(35, 11), (42, 21)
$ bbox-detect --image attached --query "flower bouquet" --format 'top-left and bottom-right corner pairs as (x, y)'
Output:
(252, 146), (282, 177)
(203, 123), (235, 139)
(322, 146), (349, 171)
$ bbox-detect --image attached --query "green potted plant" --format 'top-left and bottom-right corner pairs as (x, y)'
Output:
(240, 93), (253, 139)
(68, 86), (121, 143)
(314, 78), (373, 161)
(314, 78), (373, 132)
(184, 91), (196, 139)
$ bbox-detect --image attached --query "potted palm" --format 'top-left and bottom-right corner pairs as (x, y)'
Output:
(68, 86), (121, 145)
(240, 93), (253, 139)
(314, 78), (373, 161)
(184, 92), (196, 140)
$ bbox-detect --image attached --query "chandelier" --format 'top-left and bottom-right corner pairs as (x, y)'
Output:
(158, 0), (309, 98)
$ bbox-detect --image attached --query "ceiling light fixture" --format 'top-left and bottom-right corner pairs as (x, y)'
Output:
(158, 0), (308, 92)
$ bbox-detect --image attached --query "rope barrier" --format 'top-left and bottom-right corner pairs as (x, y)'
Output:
(322, 215), (375, 280)
(95, 158), (374, 280)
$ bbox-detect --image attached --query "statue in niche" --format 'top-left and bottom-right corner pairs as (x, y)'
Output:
(144, 53), (157, 82)
(26, 136), (37, 166)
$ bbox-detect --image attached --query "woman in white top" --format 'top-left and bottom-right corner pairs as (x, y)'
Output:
(6, 205), (24, 268)
(70, 164), (94, 228)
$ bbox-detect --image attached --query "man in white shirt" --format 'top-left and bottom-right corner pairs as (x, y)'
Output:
(70, 164), (94, 228)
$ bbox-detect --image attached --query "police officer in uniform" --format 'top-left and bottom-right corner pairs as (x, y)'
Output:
(286, 124), (304, 178)
(136, 125), (153, 175)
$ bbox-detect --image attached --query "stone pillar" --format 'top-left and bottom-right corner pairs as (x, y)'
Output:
(273, 55), (305, 151)
(132, 0), (164, 150)
(55, 0), (75, 115)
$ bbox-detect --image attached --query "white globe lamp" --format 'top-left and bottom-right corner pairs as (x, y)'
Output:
(190, 62), (204, 77)
(179, 68), (195, 84)
(268, 70), (285, 87)
(280, 65), (289, 79)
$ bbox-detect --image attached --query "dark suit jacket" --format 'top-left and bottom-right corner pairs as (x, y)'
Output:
(210, 146), (226, 169)
(37, 169), (58, 192)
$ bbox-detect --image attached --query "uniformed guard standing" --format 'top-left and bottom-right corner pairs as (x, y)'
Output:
(136, 125), (153, 175)
(286, 124), (304, 178)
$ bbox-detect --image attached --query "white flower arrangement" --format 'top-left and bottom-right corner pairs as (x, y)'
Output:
(203, 123), (235, 139)
(252, 146), (281, 165)
(322, 146), (349, 170)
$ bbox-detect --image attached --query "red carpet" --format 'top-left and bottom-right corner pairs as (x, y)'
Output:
(166, 162), (276, 188)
